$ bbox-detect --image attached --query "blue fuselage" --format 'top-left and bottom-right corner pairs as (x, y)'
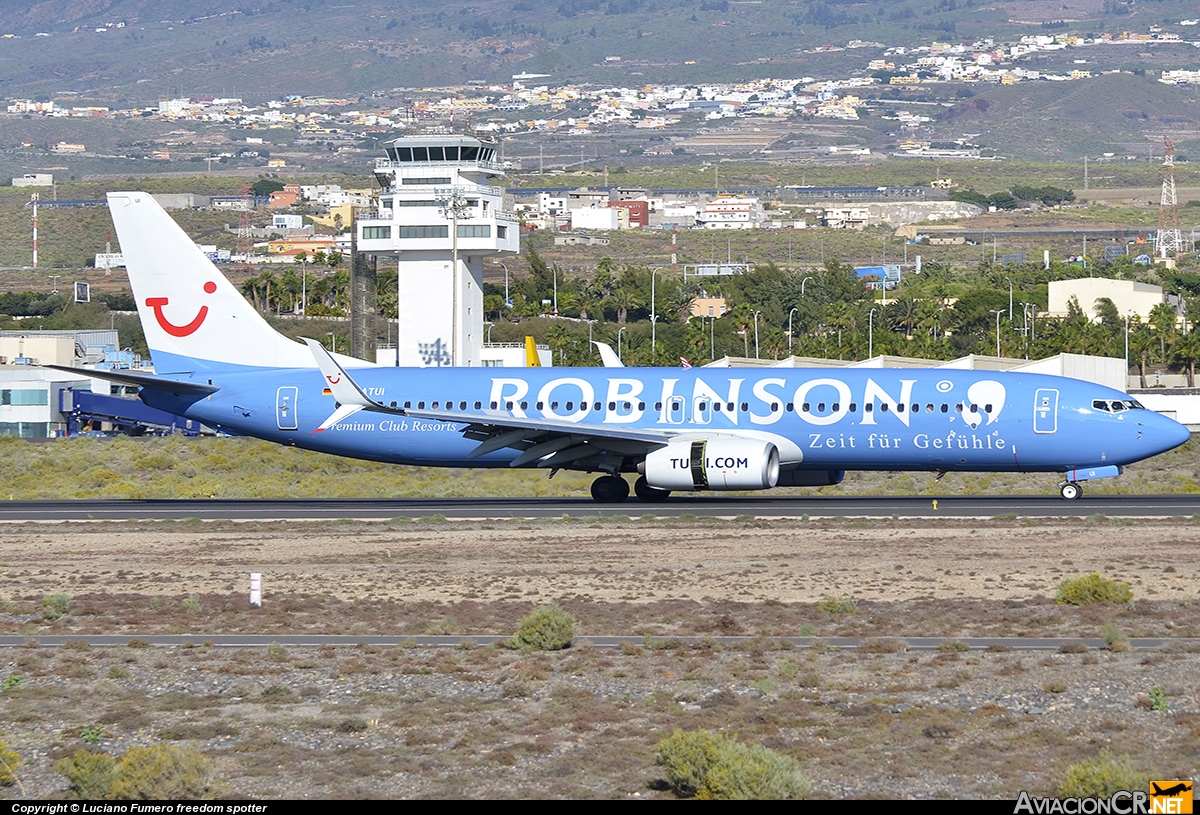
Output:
(144, 355), (1189, 474)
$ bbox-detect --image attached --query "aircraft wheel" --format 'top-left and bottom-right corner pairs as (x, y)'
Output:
(634, 475), (671, 502)
(590, 475), (629, 503)
(1060, 482), (1081, 500)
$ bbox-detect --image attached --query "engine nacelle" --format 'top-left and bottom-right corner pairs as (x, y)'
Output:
(643, 439), (780, 491)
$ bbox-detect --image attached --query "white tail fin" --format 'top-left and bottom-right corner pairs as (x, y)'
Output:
(108, 192), (318, 370)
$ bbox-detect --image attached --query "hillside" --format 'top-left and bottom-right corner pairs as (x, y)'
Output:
(2, 0), (1200, 101)
(935, 73), (1200, 158)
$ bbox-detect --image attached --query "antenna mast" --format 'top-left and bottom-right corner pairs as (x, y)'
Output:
(1158, 136), (1184, 258)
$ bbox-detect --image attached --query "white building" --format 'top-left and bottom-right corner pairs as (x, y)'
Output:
(1047, 278), (1167, 322)
(357, 135), (519, 367)
(12, 173), (53, 187)
(695, 196), (764, 229)
(570, 206), (620, 231)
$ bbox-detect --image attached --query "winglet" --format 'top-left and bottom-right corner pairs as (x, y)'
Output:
(302, 338), (399, 432)
(593, 341), (624, 368)
(525, 336), (541, 367)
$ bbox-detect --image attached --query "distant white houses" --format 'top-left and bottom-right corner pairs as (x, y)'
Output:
(695, 196), (764, 229)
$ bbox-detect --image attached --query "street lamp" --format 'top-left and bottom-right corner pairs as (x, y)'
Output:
(485, 322), (494, 344)
(868, 307), (877, 359)
(498, 261), (509, 314)
(1005, 277), (1013, 321)
(617, 326), (626, 363)
(990, 309), (1004, 357)
(801, 276), (814, 296)
(788, 307), (798, 351)
(327, 332), (336, 355)
(753, 310), (761, 359)
(649, 266), (660, 365)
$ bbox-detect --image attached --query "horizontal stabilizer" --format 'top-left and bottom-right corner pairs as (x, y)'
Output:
(40, 364), (220, 396)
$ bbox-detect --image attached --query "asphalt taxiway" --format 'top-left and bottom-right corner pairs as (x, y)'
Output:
(0, 494), (1199, 521)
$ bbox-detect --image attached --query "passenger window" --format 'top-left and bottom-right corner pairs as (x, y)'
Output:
(489, 401), (496, 410)
(832, 402), (840, 411)
(505, 401), (512, 410)
(940, 404), (948, 413)
(785, 402), (794, 412)
(984, 403), (992, 413)
(865, 403), (873, 413)
(405, 401), (413, 409)
(969, 404), (978, 413)
(926, 404), (934, 413)
(802, 402), (810, 412)
(896, 403), (904, 413)
(849, 403), (857, 412)
(566, 401), (574, 411)
(740, 402), (748, 412)
(551, 401), (559, 410)
(880, 403), (889, 413)
(726, 402), (734, 412)
(536, 401), (544, 410)
(638, 402), (646, 410)
(817, 402), (825, 412)
(655, 402), (663, 411)
(418, 401), (426, 409)
(608, 401), (616, 410)
(460, 401), (467, 410)
(473, 401), (481, 410)
(770, 403), (778, 412)
(520, 401), (528, 410)
(432, 401), (439, 409)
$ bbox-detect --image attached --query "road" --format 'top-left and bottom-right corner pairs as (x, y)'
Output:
(0, 494), (1199, 521)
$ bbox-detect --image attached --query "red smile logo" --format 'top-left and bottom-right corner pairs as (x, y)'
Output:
(146, 281), (217, 337)
(326, 373), (342, 385)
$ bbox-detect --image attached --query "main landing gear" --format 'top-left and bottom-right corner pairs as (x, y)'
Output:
(589, 475), (673, 503)
(590, 475), (629, 503)
(1059, 481), (1082, 500)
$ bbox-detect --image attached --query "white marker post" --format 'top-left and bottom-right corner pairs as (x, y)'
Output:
(249, 573), (262, 607)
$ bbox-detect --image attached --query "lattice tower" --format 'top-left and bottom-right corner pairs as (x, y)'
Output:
(1158, 137), (1184, 257)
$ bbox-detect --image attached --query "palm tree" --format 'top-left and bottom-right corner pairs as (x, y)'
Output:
(1172, 330), (1200, 387)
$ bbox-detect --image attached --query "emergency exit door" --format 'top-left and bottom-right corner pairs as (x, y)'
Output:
(277, 386), (298, 430)
(1034, 388), (1058, 434)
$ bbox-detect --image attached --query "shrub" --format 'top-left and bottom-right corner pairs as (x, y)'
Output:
(1059, 752), (1148, 798)
(42, 593), (71, 620)
(1, 674), (21, 692)
(817, 595), (858, 614)
(655, 729), (811, 800)
(182, 596), (204, 615)
(56, 744), (223, 800)
(55, 750), (118, 799)
(508, 605), (577, 651)
(0, 737), (19, 787)
(1055, 574), (1133, 606)
(1149, 686), (1169, 712)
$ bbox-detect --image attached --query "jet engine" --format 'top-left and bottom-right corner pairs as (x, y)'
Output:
(642, 439), (780, 491)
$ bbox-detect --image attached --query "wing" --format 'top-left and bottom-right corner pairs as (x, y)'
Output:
(302, 338), (671, 468)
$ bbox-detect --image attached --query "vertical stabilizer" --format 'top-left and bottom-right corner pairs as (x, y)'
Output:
(108, 192), (336, 371)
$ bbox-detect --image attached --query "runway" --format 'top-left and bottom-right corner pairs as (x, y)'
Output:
(0, 494), (1199, 521)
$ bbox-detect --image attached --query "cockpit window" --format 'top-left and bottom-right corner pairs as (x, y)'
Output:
(1093, 398), (1144, 412)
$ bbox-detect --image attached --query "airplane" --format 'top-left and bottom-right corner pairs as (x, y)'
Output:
(58, 192), (1192, 504)
(1151, 783), (1192, 797)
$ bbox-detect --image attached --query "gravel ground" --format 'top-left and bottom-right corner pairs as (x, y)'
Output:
(0, 517), (1198, 799)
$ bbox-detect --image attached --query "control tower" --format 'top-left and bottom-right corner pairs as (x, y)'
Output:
(357, 134), (519, 366)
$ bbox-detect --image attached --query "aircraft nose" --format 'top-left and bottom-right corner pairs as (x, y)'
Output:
(1143, 411), (1191, 456)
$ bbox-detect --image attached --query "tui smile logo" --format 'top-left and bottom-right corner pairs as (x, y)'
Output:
(145, 281), (217, 337)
